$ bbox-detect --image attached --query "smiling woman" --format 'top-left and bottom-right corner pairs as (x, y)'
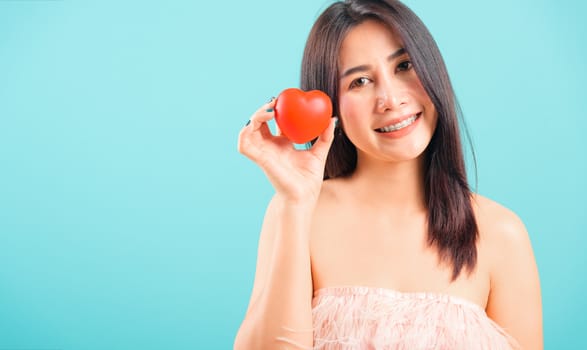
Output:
(235, 0), (542, 349)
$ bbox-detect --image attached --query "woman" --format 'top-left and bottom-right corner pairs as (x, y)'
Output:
(235, 0), (542, 349)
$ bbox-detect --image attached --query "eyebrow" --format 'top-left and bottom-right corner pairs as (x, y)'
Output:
(340, 48), (407, 79)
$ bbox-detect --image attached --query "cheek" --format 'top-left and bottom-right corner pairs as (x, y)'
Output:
(337, 95), (353, 128)
(408, 75), (424, 93)
(338, 94), (352, 117)
(410, 77), (434, 106)
(338, 93), (365, 126)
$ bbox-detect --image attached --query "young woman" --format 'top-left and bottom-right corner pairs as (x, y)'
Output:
(235, 0), (542, 349)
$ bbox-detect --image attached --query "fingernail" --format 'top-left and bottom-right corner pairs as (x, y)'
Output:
(245, 119), (251, 126)
(266, 108), (274, 113)
(268, 96), (276, 103)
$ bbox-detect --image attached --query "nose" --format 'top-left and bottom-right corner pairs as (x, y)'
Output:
(375, 77), (408, 113)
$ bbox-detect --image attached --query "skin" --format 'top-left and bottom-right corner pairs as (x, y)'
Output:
(235, 19), (542, 350)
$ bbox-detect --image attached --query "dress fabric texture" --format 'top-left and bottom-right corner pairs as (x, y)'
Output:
(311, 286), (518, 350)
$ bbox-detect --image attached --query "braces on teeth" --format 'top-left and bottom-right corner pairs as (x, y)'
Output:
(378, 115), (418, 132)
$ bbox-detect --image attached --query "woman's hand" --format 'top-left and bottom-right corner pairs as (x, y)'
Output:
(238, 98), (336, 203)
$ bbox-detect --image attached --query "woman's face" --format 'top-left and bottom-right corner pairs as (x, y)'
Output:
(338, 20), (438, 164)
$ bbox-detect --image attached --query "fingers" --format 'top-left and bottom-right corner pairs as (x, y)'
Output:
(238, 97), (278, 157)
(248, 98), (276, 131)
(240, 98), (275, 137)
(310, 117), (337, 158)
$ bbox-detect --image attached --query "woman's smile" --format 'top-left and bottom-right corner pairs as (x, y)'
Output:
(375, 112), (421, 133)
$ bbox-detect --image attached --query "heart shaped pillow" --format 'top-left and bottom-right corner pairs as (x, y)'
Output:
(274, 88), (332, 144)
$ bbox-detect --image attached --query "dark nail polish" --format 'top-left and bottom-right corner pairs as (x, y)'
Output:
(266, 108), (274, 113)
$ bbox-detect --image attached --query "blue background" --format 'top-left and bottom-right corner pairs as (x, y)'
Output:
(0, 0), (585, 349)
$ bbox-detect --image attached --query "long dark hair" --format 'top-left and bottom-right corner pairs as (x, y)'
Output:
(301, 0), (478, 280)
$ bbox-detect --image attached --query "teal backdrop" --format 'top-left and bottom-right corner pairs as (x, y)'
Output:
(1, 0), (585, 349)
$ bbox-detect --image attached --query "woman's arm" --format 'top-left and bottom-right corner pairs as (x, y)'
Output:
(485, 205), (543, 349)
(234, 196), (316, 349)
(234, 100), (336, 349)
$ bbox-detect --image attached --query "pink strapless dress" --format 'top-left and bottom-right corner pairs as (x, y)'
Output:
(311, 286), (519, 350)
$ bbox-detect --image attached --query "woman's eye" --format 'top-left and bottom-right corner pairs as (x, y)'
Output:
(349, 77), (370, 89)
(397, 60), (413, 72)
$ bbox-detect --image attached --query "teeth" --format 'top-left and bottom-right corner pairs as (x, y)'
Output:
(377, 115), (418, 133)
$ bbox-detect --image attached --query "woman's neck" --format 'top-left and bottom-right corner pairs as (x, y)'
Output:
(349, 153), (427, 214)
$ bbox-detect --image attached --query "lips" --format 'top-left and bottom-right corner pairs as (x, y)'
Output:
(375, 113), (421, 133)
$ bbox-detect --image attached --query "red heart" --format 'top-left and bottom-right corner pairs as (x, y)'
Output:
(274, 88), (333, 144)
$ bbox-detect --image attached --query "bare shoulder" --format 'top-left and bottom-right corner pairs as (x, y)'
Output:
(472, 194), (543, 349)
(472, 193), (535, 266)
(472, 193), (527, 243)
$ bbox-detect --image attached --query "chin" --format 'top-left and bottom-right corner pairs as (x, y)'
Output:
(387, 136), (432, 162)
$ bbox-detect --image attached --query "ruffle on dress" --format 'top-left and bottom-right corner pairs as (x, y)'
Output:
(310, 286), (519, 350)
